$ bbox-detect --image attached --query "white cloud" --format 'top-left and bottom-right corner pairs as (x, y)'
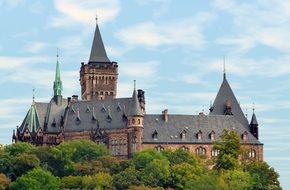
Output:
(116, 12), (214, 49)
(0, 56), (51, 70)
(51, 0), (121, 27)
(119, 61), (159, 78)
(25, 42), (47, 53)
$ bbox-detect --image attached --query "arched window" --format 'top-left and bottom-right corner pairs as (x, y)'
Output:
(211, 149), (220, 157)
(195, 147), (206, 155)
(248, 149), (256, 158)
(138, 119), (141, 124)
(155, 145), (164, 152)
(180, 146), (189, 151)
(132, 119), (135, 124)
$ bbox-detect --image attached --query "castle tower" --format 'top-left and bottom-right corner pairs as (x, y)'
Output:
(127, 81), (144, 156)
(53, 52), (63, 105)
(80, 18), (118, 101)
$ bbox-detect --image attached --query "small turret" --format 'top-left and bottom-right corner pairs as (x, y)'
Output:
(53, 51), (63, 106)
(250, 107), (259, 139)
(127, 80), (144, 157)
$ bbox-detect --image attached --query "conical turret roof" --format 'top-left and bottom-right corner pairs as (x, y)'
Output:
(128, 81), (143, 116)
(250, 112), (258, 125)
(210, 74), (249, 128)
(89, 20), (110, 63)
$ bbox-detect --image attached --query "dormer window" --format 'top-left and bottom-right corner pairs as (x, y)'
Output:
(101, 104), (106, 113)
(209, 131), (215, 141)
(86, 105), (91, 113)
(180, 130), (186, 140)
(152, 130), (158, 140)
(52, 118), (56, 127)
(196, 130), (202, 140)
(117, 103), (122, 112)
(242, 131), (248, 141)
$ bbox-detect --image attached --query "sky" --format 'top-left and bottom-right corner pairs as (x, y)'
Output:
(0, 0), (290, 188)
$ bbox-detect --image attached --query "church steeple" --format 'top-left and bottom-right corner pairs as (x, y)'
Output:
(89, 17), (110, 63)
(53, 50), (63, 105)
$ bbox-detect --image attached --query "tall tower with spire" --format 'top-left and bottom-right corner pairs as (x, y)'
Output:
(53, 51), (63, 105)
(80, 18), (118, 101)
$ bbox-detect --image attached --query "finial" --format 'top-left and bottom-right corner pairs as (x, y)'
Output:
(134, 80), (136, 90)
(95, 12), (98, 23)
(56, 48), (59, 62)
(32, 88), (35, 102)
(252, 103), (255, 114)
(223, 55), (226, 79)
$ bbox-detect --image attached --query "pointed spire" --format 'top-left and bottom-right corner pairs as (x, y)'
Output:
(210, 71), (249, 128)
(53, 49), (63, 97)
(89, 18), (110, 63)
(250, 103), (258, 125)
(32, 88), (35, 104)
(20, 99), (41, 134)
(129, 80), (143, 116)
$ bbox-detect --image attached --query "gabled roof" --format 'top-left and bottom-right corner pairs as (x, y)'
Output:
(88, 21), (111, 63)
(209, 74), (249, 128)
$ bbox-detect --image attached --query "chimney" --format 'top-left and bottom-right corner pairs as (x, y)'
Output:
(162, 109), (168, 122)
(137, 89), (146, 113)
(67, 97), (71, 105)
(72, 95), (78, 102)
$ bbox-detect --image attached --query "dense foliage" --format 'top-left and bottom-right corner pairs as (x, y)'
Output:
(0, 134), (281, 190)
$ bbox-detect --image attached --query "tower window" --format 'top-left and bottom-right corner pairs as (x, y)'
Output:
(248, 149), (256, 158)
(132, 119), (135, 124)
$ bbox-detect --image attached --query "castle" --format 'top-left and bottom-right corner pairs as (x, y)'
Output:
(12, 20), (263, 160)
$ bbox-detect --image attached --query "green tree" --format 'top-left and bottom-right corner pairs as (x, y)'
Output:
(219, 170), (253, 190)
(133, 149), (166, 170)
(0, 173), (10, 190)
(57, 140), (110, 163)
(129, 185), (164, 190)
(13, 153), (40, 177)
(245, 160), (282, 190)
(61, 175), (83, 189)
(9, 168), (60, 190)
(140, 158), (170, 187)
(0, 150), (14, 175)
(171, 162), (205, 189)
(4, 142), (35, 157)
(74, 160), (105, 176)
(184, 173), (223, 190)
(113, 166), (140, 190)
(162, 149), (199, 166)
(214, 130), (241, 171)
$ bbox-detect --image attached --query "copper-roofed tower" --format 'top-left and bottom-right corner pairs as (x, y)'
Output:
(80, 17), (118, 101)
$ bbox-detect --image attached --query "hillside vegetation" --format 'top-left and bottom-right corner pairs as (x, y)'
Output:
(0, 130), (281, 190)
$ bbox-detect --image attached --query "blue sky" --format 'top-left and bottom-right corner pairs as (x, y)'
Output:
(0, 0), (290, 188)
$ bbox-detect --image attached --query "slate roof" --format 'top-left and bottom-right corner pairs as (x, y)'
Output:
(250, 113), (258, 125)
(209, 74), (249, 129)
(143, 114), (262, 144)
(88, 22), (111, 63)
(128, 88), (143, 116)
(64, 98), (131, 132)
